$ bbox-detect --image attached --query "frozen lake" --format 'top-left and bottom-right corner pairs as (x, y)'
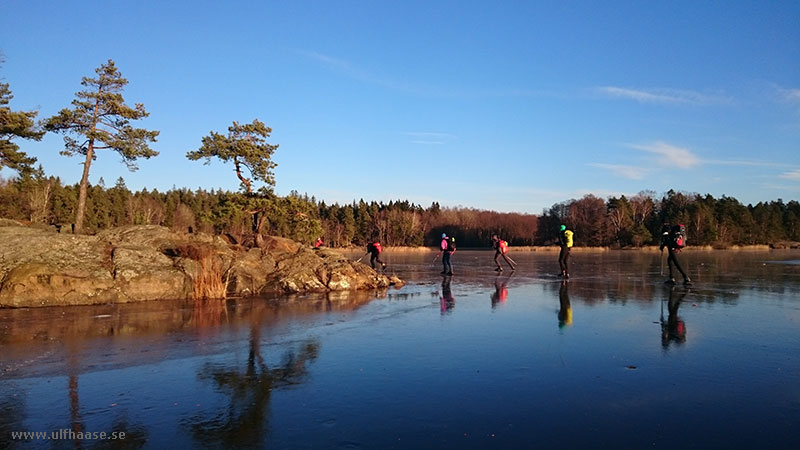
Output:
(2, 250), (799, 449)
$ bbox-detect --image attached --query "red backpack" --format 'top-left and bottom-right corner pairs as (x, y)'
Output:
(671, 224), (686, 249)
(499, 240), (508, 254)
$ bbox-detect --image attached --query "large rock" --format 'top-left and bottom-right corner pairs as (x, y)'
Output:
(0, 224), (402, 308)
(262, 240), (394, 292)
(0, 226), (116, 307)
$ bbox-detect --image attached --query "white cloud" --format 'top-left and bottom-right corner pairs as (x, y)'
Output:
(588, 163), (649, 180)
(779, 169), (800, 180)
(596, 86), (731, 106)
(627, 141), (700, 169)
(774, 85), (800, 104)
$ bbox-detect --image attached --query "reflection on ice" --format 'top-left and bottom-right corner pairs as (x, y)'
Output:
(661, 286), (689, 348)
(1, 250), (799, 449)
(558, 280), (572, 329)
(439, 276), (455, 314)
(491, 273), (511, 309)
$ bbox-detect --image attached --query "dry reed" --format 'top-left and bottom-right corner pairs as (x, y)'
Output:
(172, 243), (232, 300)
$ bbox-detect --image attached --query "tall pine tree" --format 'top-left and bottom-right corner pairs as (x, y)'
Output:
(45, 59), (158, 233)
(187, 119), (278, 195)
(187, 119), (279, 238)
(0, 80), (43, 175)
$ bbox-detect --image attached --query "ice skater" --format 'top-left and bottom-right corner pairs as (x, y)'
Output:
(492, 235), (516, 272)
(433, 233), (456, 275)
(558, 224), (573, 278)
(365, 240), (386, 272)
(660, 223), (691, 286)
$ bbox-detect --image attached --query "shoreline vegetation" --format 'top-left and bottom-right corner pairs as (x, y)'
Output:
(2, 178), (799, 252)
(341, 244), (788, 253)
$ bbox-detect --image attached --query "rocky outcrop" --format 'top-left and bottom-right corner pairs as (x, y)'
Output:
(0, 224), (402, 308)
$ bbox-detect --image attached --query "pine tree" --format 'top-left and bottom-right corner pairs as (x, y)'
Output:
(44, 59), (159, 233)
(0, 80), (44, 175)
(187, 119), (279, 239)
(187, 119), (278, 195)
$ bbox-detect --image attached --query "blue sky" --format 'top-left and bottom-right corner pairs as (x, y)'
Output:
(1, 0), (799, 214)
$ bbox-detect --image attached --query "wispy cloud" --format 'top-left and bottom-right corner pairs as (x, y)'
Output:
(770, 84), (800, 131)
(627, 141), (700, 169)
(299, 49), (555, 98)
(570, 188), (629, 199)
(774, 85), (800, 104)
(596, 86), (731, 106)
(405, 132), (455, 139)
(299, 49), (422, 93)
(702, 158), (795, 168)
(301, 50), (354, 72)
(302, 50), (409, 90)
(443, 183), (629, 213)
(411, 140), (444, 145)
(779, 169), (800, 181)
(404, 131), (456, 145)
(588, 163), (650, 180)
(762, 182), (800, 193)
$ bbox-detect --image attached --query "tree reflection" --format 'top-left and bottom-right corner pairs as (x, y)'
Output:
(66, 340), (85, 450)
(187, 316), (320, 448)
(55, 340), (150, 450)
(661, 286), (689, 348)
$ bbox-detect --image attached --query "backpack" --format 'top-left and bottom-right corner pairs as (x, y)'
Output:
(562, 230), (574, 248)
(499, 240), (508, 254)
(447, 237), (456, 252)
(671, 224), (686, 248)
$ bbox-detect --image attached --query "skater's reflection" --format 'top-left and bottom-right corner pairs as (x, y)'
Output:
(491, 273), (512, 308)
(558, 280), (573, 329)
(661, 286), (689, 348)
(440, 275), (455, 314)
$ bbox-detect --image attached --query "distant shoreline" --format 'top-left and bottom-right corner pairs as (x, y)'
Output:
(338, 244), (787, 254)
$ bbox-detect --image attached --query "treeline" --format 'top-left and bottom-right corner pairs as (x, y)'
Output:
(0, 174), (537, 247)
(2, 175), (798, 248)
(537, 190), (800, 247)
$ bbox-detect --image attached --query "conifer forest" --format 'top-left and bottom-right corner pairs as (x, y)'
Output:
(1, 176), (798, 249)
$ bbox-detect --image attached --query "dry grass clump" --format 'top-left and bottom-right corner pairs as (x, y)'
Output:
(171, 243), (232, 300)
